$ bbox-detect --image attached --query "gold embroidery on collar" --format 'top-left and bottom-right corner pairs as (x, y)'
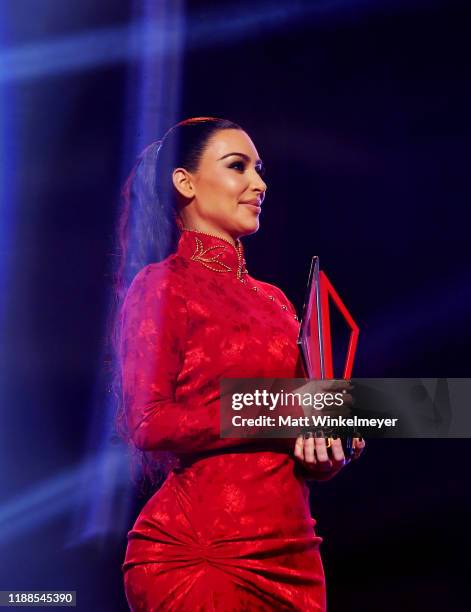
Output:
(190, 237), (232, 273)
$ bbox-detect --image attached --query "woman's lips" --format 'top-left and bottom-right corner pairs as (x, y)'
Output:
(239, 200), (262, 211)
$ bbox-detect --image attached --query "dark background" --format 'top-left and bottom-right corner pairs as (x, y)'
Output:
(1, 1), (470, 610)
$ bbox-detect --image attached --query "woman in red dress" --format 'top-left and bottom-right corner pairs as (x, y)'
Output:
(115, 117), (365, 611)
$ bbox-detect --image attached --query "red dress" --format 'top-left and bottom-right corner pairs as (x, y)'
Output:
(120, 229), (326, 611)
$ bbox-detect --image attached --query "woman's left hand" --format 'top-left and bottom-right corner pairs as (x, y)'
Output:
(294, 434), (365, 481)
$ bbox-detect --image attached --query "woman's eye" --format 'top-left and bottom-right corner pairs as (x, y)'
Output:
(229, 161), (266, 178)
(229, 161), (245, 171)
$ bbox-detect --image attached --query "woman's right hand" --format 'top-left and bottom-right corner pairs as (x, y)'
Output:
(289, 379), (358, 475)
(292, 378), (355, 419)
(294, 433), (365, 481)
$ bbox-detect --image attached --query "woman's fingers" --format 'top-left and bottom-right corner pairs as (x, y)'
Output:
(298, 434), (334, 470)
(302, 433), (316, 465)
(329, 437), (348, 466)
(313, 435), (330, 463)
(352, 437), (366, 460)
(294, 434), (364, 471)
(299, 378), (353, 397)
(294, 435), (305, 461)
(326, 380), (355, 396)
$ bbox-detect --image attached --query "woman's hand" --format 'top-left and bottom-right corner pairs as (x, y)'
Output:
(292, 378), (355, 419)
(293, 433), (365, 481)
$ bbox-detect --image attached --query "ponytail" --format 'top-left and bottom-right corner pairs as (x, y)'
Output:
(109, 117), (242, 494)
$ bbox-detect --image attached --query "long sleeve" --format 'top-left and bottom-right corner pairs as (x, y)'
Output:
(120, 263), (280, 455)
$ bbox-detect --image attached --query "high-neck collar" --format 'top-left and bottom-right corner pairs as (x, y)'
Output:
(177, 228), (248, 281)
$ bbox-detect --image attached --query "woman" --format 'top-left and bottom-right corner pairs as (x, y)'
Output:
(115, 117), (365, 611)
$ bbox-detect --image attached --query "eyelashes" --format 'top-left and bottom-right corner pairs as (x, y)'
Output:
(228, 161), (245, 171)
(228, 161), (266, 177)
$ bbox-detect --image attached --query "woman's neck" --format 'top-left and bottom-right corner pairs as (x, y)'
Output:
(180, 223), (238, 247)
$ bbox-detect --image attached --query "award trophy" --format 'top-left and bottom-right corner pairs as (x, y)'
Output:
(297, 256), (360, 456)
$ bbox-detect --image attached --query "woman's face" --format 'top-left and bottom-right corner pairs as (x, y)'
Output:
(176, 129), (267, 240)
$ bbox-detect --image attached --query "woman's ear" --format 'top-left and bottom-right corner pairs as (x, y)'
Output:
(172, 168), (195, 199)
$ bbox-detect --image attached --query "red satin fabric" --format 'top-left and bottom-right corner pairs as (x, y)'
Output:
(120, 230), (326, 611)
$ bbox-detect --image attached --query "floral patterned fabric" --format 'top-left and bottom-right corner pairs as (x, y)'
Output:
(120, 229), (326, 611)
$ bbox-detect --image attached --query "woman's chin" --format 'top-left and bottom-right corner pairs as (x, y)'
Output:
(239, 219), (260, 236)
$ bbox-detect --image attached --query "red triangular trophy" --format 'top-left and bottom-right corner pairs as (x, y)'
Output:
(297, 256), (359, 453)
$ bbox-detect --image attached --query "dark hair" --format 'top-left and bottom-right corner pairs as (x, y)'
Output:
(109, 117), (243, 494)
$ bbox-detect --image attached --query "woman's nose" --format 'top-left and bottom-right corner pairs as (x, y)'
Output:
(251, 170), (267, 194)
